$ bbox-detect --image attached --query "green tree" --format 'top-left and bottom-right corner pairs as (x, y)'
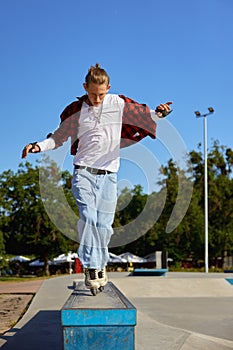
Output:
(0, 229), (5, 260)
(1, 140), (232, 272)
(207, 142), (233, 264)
(0, 192), (6, 258)
(154, 159), (195, 262)
(189, 141), (233, 266)
(0, 161), (77, 275)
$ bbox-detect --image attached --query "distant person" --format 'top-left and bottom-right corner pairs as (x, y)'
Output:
(22, 63), (172, 295)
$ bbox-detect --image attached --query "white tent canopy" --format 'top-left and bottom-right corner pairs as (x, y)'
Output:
(29, 259), (52, 266)
(9, 255), (31, 262)
(108, 252), (127, 263)
(118, 252), (147, 263)
(29, 252), (78, 267)
(144, 252), (173, 263)
(52, 252), (78, 264)
(144, 253), (156, 262)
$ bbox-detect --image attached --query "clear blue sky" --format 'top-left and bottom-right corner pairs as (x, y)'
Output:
(1, 0), (233, 193)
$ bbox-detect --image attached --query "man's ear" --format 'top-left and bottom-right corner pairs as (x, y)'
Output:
(83, 83), (88, 91)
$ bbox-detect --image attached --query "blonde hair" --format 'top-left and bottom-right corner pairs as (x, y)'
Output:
(85, 63), (110, 86)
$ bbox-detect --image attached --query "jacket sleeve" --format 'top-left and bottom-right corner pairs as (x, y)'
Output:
(119, 95), (157, 148)
(49, 100), (82, 154)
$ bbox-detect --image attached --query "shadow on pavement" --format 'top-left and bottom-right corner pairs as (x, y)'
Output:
(0, 310), (62, 350)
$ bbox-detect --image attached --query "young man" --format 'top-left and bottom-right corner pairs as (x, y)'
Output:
(22, 63), (172, 295)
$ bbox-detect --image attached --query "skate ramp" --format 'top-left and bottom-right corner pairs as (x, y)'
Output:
(114, 275), (233, 298)
(113, 273), (233, 349)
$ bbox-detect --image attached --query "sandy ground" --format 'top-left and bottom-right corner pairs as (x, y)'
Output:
(0, 279), (44, 335)
(0, 294), (33, 334)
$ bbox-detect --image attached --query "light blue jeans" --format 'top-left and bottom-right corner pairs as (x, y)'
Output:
(72, 168), (117, 270)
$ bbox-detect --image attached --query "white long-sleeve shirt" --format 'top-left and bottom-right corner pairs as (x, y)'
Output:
(37, 94), (160, 172)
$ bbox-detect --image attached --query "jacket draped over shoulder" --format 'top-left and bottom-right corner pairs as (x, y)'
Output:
(49, 94), (157, 155)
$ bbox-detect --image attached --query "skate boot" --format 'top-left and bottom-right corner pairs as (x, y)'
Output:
(98, 267), (108, 291)
(84, 268), (100, 296)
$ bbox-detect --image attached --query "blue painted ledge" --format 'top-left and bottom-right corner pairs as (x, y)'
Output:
(132, 268), (168, 276)
(61, 281), (136, 350)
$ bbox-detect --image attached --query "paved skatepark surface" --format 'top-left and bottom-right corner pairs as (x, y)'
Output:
(0, 272), (233, 349)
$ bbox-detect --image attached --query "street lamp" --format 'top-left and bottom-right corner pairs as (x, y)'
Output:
(194, 107), (214, 273)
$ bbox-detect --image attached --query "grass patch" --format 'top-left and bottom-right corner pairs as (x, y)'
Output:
(0, 276), (51, 282)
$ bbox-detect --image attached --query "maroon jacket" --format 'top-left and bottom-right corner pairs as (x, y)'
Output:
(49, 94), (157, 155)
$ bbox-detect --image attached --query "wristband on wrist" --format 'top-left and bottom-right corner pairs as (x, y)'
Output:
(155, 108), (172, 118)
(29, 142), (41, 153)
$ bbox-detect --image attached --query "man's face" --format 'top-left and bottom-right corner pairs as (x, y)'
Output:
(83, 82), (110, 106)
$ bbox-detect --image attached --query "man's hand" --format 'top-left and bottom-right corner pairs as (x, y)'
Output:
(21, 143), (40, 159)
(155, 101), (173, 118)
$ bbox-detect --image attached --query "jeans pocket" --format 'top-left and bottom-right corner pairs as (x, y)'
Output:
(107, 173), (117, 184)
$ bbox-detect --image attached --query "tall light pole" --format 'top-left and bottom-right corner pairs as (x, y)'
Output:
(194, 107), (214, 273)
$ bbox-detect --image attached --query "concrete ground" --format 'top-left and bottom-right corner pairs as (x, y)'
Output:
(0, 272), (233, 350)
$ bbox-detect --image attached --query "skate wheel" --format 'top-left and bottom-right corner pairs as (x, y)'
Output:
(91, 288), (97, 296)
(99, 286), (104, 292)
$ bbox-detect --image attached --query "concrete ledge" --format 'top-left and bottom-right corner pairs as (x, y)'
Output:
(61, 281), (136, 349)
(132, 268), (168, 276)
